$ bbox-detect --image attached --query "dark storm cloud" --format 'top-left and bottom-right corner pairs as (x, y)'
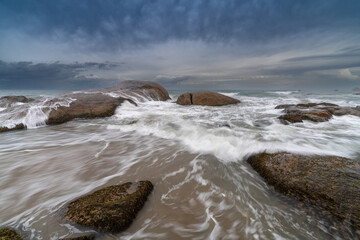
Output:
(0, 61), (120, 89)
(1, 0), (359, 50)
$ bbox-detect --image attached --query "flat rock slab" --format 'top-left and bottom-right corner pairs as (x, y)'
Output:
(276, 102), (360, 124)
(0, 228), (22, 240)
(66, 181), (153, 233)
(247, 152), (360, 229)
(176, 91), (240, 106)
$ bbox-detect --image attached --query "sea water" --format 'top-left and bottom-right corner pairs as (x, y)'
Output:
(0, 89), (359, 239)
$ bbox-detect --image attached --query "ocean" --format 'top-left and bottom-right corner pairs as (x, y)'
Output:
(0, 89), (360, 239)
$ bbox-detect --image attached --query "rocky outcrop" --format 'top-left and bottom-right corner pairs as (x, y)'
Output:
(176, 91), (240, 106)
(276, 102), (360, 124)
(47, 93), (135, 125)
(247, 152), (360, 229)
(0, 81), (170, 133)
(0, 228), (22, 240)
(66, 181), (153, 233)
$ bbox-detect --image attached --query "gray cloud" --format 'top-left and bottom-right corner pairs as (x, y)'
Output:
(0, 0), (360, 90)
(1, 0), (359, 51)
(0, 61), (120, 89)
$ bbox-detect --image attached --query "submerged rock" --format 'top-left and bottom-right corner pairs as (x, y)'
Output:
(0, 123), (25, 133)
(66, 181), (153, 233)
(0, 228), (22, 240)
(247, 152), (360, 229)
(176, 91), (240, 106)
(276, 102), (360, 124)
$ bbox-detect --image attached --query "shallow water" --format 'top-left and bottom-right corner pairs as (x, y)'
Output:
(0, 90), (360, 239)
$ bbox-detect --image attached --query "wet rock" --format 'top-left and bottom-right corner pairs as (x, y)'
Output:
(66, 181), (153, 233)
(247, 152), (360, 229)
(62, 235), (95, 240)
(0, 95), (34, 103)
(0, 123), (25, 133)
(276, 102), (360, 124)
(115, 80), (170, 101)
(176, 91), (240, 106)
(47, 93), (135, 125)
(0, 228), (22, 240)
(48, 81), (170, 125)
(176, 93), (192, 105)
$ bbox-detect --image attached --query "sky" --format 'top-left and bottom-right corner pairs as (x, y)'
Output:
(0, 0), (360, 90)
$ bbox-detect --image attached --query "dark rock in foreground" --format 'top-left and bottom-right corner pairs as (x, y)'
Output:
(0, 228), (22, 240)
(276, 102), (360, 124)
(62, 235), (95, 240)
(176, 91), (240, 106)
(0, 123), (25, 133)
(247, 152), (360, 229)
(66, 181), (153, 233)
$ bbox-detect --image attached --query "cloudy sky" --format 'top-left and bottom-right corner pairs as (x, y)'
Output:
(1, 0), (360, 90)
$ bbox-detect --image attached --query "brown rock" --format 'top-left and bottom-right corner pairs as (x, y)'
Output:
(176, 91), (240, 106)
(276, 102), (360, 124)
(66, 181), (153, 233)
(114, 80), (170, 101)
(47, 93), (135, 125)
(62, 235), (95, 240)
(247, 152), (360, 229)
(176, 93), (192, 105)
(0, 123), (25, 133)
(0, 228), (22, 240)
(0, 96), (34, 103)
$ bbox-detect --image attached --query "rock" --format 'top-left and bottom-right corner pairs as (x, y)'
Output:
(66, 181), (153, 233)
(47, 93), (135, 125)
(0, 228), (22, 240)
(62, 235), (95, 240)
(115, 80), (170, 101)
(0, 123), (25, 133)
(176, 93), (192, 105)
(176, 91), (240, 106)
(247, 152), (360, 229)
(0, 96), (34, 103)
(276, 102), (360, 124)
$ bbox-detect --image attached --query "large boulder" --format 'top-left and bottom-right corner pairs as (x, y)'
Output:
(47, 93), (135, 125)
(0, 81), (170, 132)
(114, 80), (170, 101)
(0, 228), (22, 240)
(66, 181), (153, 233)
(276, 102), (360, 124)
(176, 91), (240, 106)
(247, 152), (360, 229)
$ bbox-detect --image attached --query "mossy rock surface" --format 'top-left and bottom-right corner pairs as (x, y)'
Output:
(247, 152), (360, 229)
(0, 228), (22, 240)
(66, 181), (153, 233)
